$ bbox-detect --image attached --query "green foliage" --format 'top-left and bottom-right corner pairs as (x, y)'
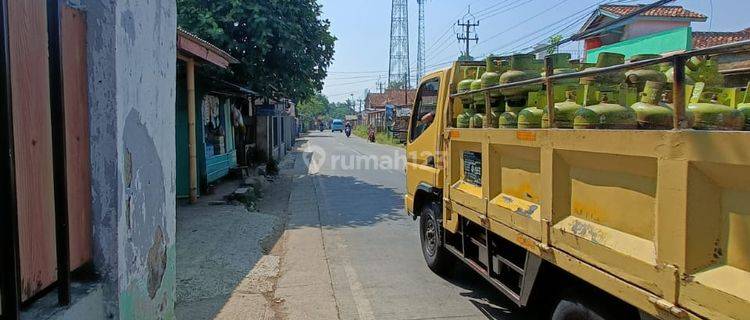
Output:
(352, 126), (403, 147)
(297, 93), (355, 124)
(547, 34), (563, 55)
(353, 125), (368, 138)
(458, 54), (474, 61)
(326, 101), (355, 120)
(177, 0), (336, 101)
(297, 93), (329, 122)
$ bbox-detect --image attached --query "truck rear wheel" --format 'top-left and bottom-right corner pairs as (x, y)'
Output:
(551, 289), (637, 320)
(420, 201), (452, 275)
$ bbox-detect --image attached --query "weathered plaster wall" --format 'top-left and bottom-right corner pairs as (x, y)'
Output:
(85, 0), (176, 319)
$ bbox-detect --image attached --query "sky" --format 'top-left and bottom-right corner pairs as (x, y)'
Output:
(318, 0), (750, 103)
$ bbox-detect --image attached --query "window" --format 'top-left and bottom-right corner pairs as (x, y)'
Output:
(410, 78), (440, 141)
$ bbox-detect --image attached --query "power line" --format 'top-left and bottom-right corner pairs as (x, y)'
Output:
(478, 0), (635, 57)
(476, 0), (572, 47)
(474, 0), (537, 21)
(484, 4), (595, 56)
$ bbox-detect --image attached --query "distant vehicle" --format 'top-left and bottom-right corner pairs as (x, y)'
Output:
(331, 119), (344, 132)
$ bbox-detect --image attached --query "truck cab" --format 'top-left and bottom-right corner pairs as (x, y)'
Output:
(404, 47), (750, 320)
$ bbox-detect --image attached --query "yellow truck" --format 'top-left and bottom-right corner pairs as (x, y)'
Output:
(405, 41), (750, 320)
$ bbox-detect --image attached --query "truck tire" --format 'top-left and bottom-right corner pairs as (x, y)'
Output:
(551, 289), (637, 320)
(420, 201), (452, 274)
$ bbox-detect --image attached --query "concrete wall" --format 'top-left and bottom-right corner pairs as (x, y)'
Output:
(255, 116), (295, 161)
(256, 116), (270, 160)
(623, 20), (689, 40)
(86, 0), (176, 319)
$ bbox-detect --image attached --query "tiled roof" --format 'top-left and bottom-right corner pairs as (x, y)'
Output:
(365, 89), (417, 109)
(600, 5), (707, 21)
(693, 29), (750, 49)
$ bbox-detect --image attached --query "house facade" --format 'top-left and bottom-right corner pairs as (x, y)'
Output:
(175, 28), (244, 201)
(363, 89), (416, 134)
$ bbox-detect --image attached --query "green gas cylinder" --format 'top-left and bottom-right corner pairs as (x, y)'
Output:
(499, 54), (542, 97)
(630, 81), (673, 129)
(542, 53), (578, 85)
(498, 54), (542, 128)
(482, 56), (507, 128)
(457, 67), (478, 128)
(518, 107), (544, 129)
(542, 91), (582, 128)
(495, 99), (522, 128)
(625, 54), (667, 91)
(471, 78), (486, 128)
(574, 93), (637, 129)
(458, 105), (477, 128)
(574, 52), (637, 129)
(688, 82), (745, 130)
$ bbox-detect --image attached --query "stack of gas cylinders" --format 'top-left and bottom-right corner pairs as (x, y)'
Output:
(455, 52), (750, 131)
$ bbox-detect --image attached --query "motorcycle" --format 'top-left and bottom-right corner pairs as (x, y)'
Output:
(345, 126), (352, 138)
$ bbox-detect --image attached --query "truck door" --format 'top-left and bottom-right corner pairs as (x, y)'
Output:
(406, 76), (442, 211)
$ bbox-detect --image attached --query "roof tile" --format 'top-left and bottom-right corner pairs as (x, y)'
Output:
(600, 4), (707, 20)
(365, 89), (417, 109)
(693, 30), (750, 49)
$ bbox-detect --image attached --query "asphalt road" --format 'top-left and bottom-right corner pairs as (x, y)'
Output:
(302, 130), (521, 320)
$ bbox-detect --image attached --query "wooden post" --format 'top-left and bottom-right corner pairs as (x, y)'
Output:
(186, 59), (198, 203)
(544, 56), (555, 128)
(672, 56), (686, 129)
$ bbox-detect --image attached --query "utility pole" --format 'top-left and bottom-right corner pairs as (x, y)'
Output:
(376, 79), (385, 93)
(457, 8), (479, 59)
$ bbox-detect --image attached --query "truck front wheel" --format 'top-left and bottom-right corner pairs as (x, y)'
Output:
(420, 201), (452, 275)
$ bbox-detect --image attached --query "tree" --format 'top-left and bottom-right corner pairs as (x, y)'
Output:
(458, 53), (474, 61)
(547, 34), (563, 55)
(177, 0), (336, 101)
(326, 102), (354, 120)
(297, 93), (329, 123)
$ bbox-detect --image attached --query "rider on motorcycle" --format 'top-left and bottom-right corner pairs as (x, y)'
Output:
(344, 121), (352, 137)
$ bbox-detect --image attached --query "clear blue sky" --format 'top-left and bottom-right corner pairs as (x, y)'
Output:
(319, 0), (750, 102)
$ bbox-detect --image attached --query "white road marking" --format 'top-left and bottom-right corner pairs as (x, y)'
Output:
(337, 239), (375, 320)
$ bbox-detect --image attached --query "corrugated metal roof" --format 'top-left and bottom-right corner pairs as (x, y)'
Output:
(177, 27), (239, 64)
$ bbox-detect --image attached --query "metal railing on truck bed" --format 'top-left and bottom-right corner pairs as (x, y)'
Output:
(440, 40), (750, 320)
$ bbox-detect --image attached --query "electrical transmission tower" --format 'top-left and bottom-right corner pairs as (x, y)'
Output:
(457, 9), (479, 59)
(416, 0), (426, 82)
(388, 0), (410, 89)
